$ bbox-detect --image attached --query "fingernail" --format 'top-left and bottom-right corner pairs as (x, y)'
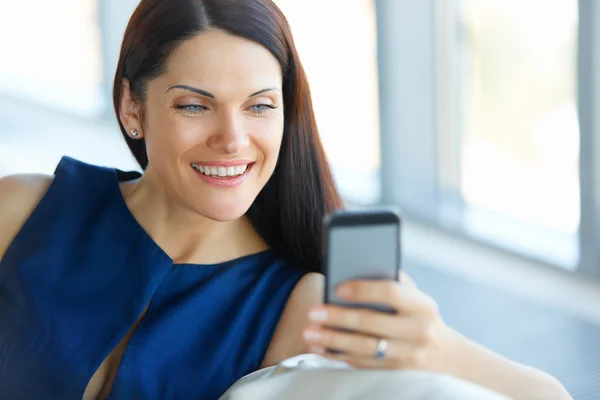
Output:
(337, 285), (353, 298)
(309, 309), (327, 322)
(310, 346), (325, 354)
(303, 329), (322, 342)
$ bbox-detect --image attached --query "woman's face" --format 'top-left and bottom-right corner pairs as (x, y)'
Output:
(133, 29), (284, 221)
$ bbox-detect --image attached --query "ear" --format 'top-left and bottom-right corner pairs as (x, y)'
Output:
(119, 79), (145, 139)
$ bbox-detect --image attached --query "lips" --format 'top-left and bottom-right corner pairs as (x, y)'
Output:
(191, 162), (254, 188)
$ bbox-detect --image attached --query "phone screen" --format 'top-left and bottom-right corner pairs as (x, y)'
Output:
(326, 222), (400, 312)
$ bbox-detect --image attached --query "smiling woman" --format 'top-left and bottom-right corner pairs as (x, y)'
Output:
(0, 1), (572, 400)
(112, 1), (342, 263)
(0, 0), (341, 399)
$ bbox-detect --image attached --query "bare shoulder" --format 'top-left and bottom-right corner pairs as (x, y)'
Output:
(261, 272), (324, 368)
(0, 174), (54, 261)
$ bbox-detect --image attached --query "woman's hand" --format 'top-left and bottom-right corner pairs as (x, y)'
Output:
(301, 273), (573, 400)
(302, 273), (455, 372)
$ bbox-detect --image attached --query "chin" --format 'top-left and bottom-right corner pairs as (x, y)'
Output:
(194, 201), (253, 223)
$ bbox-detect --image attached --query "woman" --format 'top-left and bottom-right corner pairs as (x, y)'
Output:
(0, 0), (571, 399)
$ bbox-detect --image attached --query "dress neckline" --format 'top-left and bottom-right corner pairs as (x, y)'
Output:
(107, 167), (273, 268)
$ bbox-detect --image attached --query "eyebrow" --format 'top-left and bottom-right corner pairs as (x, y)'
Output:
(166, 85), (280, 99)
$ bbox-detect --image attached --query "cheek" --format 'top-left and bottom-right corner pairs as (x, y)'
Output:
(146, 111), (205, 156)
(256, 120), (284, 168)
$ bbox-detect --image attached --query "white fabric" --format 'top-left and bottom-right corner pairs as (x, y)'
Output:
(219, 354), (512, 400)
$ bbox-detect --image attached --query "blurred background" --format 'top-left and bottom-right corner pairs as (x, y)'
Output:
(1, 0), (599, 398)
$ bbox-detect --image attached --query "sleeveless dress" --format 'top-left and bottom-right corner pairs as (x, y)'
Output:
(0, 156), (307, 400)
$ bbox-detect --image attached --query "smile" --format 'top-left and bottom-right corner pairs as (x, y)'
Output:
(190, 162), (255, 188)
(191, 163), (249, 178)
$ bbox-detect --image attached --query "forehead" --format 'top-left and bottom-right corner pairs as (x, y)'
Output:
(162, 29), (283, 92)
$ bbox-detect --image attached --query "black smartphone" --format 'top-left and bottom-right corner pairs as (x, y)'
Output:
(323, 208), (401, 314)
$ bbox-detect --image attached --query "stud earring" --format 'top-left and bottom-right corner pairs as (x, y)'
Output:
(130, 129), (139, 138)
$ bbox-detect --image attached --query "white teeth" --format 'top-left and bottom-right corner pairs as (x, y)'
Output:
(192, 163), (250, 177)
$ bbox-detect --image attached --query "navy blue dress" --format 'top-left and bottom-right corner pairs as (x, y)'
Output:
(0, 156), (307, 399)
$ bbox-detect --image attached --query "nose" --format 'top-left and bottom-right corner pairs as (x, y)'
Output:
(207, 111), (250, 155)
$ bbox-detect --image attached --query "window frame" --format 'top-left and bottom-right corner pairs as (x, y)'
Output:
(577, 0), (600, 278)
(376, 0), (439, 221)
(375, 0), (600, 277)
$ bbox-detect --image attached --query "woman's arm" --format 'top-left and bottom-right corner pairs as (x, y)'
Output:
(446, 327), (571, 400)
(260, 272), (323, 368)
(264, 271), (571, 398)
(0, 174), (53, 262)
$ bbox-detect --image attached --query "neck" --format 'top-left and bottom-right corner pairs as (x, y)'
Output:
(119, 170), (268, 265)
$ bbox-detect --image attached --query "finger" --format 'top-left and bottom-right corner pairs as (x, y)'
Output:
(309, 305), (400, 338)
(310, 305), (431, 343)
(309, 346), (397, 369)
(317, 345), (426, 370)
(303, 326), (423, 362)
(307, 330), (429, 370)
(303, 327), (385, 358)
(400, 271), (418, 288)
(338, 281), (438, 316)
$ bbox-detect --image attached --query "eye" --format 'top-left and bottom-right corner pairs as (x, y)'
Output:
(176, 105), (207, 114)
(250, 104), (277, 116)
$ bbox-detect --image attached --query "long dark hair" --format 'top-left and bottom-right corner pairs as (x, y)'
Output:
(113, 0), (342, 273)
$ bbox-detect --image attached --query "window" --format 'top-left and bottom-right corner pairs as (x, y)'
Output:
(442, 0), (580, 268)
(458, 0), (579, 233)
(273, 0), (381, 204)
(376, 0), (586, 271)
(0, 0), (104, 118)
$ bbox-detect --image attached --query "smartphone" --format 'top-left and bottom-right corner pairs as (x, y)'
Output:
(323, 208), (401, 314)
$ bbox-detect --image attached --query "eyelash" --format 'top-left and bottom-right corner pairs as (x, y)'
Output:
(250, 104), (278, 116)
(175, 105), (207, 114)
(175, 104), (277, 116)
